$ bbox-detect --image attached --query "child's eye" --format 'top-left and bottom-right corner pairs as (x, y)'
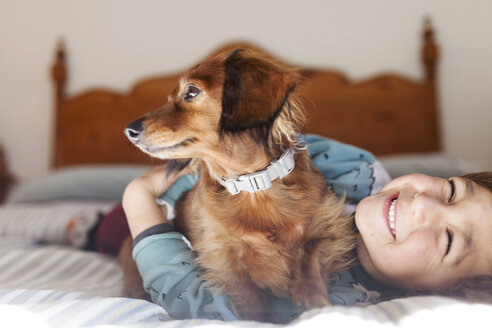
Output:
(448, 178), (456, 203)
(445, 228), (453, 256)
(183, 84), (201, 101)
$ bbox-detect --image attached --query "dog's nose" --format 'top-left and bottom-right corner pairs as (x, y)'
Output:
(124, 118), (145, 144)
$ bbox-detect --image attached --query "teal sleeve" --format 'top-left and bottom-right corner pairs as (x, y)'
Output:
(132, 232), (238, 320)
(158, 174), (199, 207)
(301, 134), (390, 204)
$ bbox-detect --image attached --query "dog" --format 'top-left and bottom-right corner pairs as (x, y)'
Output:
(123, 49), (357, 321)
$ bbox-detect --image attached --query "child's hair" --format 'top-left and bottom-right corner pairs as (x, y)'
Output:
(462, 171), (492, 191)
(442, 172), (492, 302)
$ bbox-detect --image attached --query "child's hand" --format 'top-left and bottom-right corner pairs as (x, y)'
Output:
(122, 163), (191, 238)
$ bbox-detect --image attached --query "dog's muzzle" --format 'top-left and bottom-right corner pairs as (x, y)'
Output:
(124, 118), (145, 144)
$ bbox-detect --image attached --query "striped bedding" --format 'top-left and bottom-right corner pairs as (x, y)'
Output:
(0, 204), (491, 327)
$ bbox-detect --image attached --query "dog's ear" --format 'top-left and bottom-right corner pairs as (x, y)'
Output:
(220, 49), (298, 144)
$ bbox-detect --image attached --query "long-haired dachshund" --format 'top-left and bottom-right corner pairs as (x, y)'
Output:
(124, 49), (357, 321)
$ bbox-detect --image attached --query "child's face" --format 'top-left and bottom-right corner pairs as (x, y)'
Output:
(355, 174), (492, 291)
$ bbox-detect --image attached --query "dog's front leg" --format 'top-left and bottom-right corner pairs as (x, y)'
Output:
(290, 242), (331, 310)
(204, 260), (278, 323)
(224, 273), (278, 323)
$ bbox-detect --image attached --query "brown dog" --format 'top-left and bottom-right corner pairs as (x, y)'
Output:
(124, 49), (356, 321)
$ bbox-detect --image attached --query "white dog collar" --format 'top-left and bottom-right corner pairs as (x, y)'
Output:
(219, 149), (295, 195)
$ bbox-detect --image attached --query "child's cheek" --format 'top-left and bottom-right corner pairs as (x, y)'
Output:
(385, 231), (436, 276)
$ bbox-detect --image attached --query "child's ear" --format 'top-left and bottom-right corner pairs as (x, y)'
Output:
(219, 49), (298, 143)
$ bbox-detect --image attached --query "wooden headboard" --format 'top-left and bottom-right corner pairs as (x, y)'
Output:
(51, 19), (439, 168)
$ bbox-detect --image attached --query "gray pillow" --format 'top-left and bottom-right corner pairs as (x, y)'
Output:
(7, 165), (150, 204)
(379, 153), (464, 179)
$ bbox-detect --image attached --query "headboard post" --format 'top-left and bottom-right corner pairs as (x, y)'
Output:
(421, 18), (441, 151)
(51, 40), (67, 106)
(422, 18), (438, 82)
(51, 39), (68, 167)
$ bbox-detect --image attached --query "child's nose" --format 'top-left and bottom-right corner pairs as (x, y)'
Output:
(411, 192), (445, 227)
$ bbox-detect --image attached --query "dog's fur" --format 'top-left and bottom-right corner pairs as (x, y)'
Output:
(124, 49), (357, 321)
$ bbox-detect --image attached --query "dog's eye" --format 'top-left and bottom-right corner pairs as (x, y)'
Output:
(183, 84), (201, 101)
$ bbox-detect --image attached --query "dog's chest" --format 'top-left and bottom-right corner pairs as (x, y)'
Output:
(173, 179), (321, 299)
(177, 184), (309, 249)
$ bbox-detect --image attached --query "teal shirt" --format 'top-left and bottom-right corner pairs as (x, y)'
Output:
(132, 135), (391, 322)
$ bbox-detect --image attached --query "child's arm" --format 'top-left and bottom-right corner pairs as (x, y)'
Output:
(122, 164), (238, 320)
(122, 164), (189, 238)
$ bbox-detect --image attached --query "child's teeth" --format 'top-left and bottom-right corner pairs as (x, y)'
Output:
(389, 199), (397, 236)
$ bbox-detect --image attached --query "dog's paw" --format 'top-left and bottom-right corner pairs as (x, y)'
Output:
(291, 283), (331, 310)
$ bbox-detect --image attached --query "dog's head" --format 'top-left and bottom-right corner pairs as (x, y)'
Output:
(125, 49), (305, 176)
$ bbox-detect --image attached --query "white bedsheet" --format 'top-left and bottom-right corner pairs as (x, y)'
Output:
(0, 236), (121, 296)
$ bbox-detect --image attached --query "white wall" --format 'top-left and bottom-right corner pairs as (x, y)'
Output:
(1, 0), (491, 182)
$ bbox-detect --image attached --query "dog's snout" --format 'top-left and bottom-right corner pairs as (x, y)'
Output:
(124, 118), (145, 144)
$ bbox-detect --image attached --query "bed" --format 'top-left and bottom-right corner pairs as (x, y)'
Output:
(0, 19), (484, 328)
